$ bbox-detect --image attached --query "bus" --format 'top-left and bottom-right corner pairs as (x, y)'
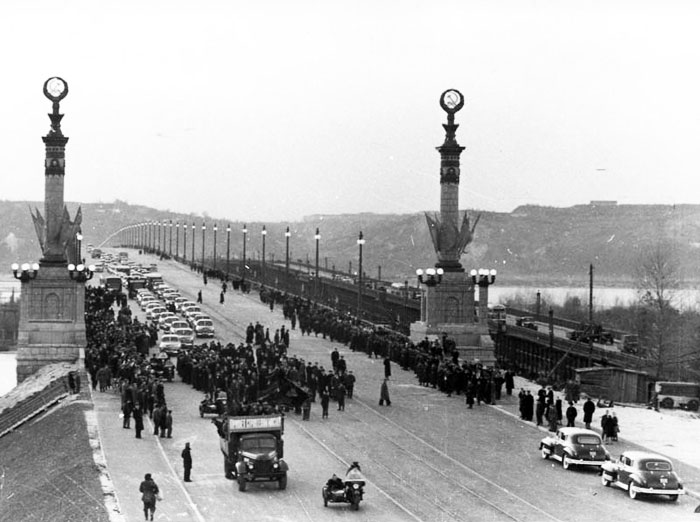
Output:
(654, 381), (700, 411)
(100, 275), (122, 294)
(145, 272), (164, 290)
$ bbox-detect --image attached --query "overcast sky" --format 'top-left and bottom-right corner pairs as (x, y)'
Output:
(4, 1), (700, 222)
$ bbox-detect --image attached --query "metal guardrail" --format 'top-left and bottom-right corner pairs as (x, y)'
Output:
(503, 324), (640, 368)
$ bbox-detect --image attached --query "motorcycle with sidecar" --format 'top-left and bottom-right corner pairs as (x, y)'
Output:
(322, 478), (365, 510)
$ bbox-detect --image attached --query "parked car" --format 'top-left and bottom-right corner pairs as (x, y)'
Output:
(540, 427), (609, 469)
(180, 302), (199, 316)
(146, 305), (167, 321)
(600, 451), (684, 501)
(187, 312), (209, 327)
(160, 315), (180, 332)
(159, 334), (183, 356)
(193, 318), (215, 338)
(149, 354), (175, 381)
(173, 297), (189, 311)
(173, 326), (195, 347)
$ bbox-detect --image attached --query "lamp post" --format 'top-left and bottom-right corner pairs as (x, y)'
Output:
(314, 227), (320, 298)
(201, 222), (206, 268)
(157, 220), (161, 255)
(68, 263), (95, 283)
(285, 226), (291, 278)
(169, 220), (173, 257)
(261, 225), (267, 284)
(183, 222), (187, 262)
(242, 224), (248, 282)
(226, 224), (231, 277)
(470, 268), (497, 324)
(75, 231), (83, 265)
(213, 223), (218, 271)
(11, 263), (39, 283)
(416, 267), (444, 286)
(176, 221), (180, 260)
(191, 222), (195, 266)
(356, 231), (365, 320)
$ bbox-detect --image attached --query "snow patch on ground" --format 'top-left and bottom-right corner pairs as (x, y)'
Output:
(0, 360), (76, 415)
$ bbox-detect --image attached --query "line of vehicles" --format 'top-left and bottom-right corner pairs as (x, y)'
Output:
(540, 427), (685, 502)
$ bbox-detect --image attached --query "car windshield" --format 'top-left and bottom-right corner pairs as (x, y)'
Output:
(240, 436), (277, 452)
(575, 435), (601, 445)
(197, 320), (213, 327)
(644, 460), (672, 471)
(162, 336), (179, 343)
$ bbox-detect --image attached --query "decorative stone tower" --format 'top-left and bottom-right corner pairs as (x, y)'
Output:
(410, 89), (495, 365)
(16, 77), (85, 382)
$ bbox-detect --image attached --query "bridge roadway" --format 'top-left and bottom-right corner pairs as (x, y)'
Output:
(92, 250), (699, 521)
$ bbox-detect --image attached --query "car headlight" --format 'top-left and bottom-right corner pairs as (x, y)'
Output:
(353, 483), (359, 490)
(273, 463), (279, 468)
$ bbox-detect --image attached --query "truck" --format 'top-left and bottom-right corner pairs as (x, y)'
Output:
(567, 324), (614, 345)
(214, 414), (288, 492)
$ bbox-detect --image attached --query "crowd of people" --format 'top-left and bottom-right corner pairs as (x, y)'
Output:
(83, 286), (176, 440)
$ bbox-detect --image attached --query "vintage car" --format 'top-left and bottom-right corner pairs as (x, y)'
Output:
(540, 427), (609, 469)
(600, 451), (684, 501)
(149, 354), (175, 382)
(159, 334), (183, 356)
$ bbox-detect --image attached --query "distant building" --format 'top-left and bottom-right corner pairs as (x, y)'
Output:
(0, 293), (19, 351)
(589, 200), (618, 207)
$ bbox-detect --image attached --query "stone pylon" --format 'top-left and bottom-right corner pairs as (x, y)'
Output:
(16, 78), (85, 383)
(410, 89), (494, 365)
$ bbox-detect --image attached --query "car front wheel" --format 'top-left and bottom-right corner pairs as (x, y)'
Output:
(601, 474), (611, 487)
(669, 494), (679, 502)
(562, 454), (571, 470)
(628, 482), (638, 500)
(541, 447), (549, 460)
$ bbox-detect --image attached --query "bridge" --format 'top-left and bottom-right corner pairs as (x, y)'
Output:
(106, 227), (644, 384)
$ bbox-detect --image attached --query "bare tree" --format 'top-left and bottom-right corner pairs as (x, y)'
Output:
(635, 241), (680, 378)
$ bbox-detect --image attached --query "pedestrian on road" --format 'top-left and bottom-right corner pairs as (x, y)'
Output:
(122, 400), (133, 429)
(337, 383), (346, 411)
(181, 442), (193, 482)
(197, 290), (202, 304)
(165, 409), (173, 438)
(383, 357), (391, 379)
(139, 473), (159, 521)
(133, 405), (144, 439)
(583, 397), (596, 429)
(547, 401), (558, 432)
(321, 389), (330, 419)
(565, 401), (577, 427)
(379, 378), (391, 406)
(220, 290), (225, 304)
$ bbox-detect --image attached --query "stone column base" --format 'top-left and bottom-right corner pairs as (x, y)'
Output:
(16, 344), (81, 383)
(410, 321), (496, 366)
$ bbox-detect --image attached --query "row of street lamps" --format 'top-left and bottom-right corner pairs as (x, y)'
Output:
(120, 222), (364, 293)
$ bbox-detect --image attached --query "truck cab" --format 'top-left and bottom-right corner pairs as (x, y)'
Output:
(215, 414), (288, 492)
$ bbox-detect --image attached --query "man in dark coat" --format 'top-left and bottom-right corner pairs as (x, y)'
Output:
(164, 410), (173, 438)
(505, 370), (515, 396)
(565, 402), (577, 427)
(139, 473), (159, 521)
(181, 442), (193, 482)
(583, 397), (596, 429)
(379, 378), (391, 406)
(523, 390), (535, 421)
(383, 357), (392, 379)
(133, 405), (144, 439)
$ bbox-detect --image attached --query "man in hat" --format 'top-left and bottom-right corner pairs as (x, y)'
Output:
(181, 442), (193, 482)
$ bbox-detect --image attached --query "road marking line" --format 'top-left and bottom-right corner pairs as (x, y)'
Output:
(145, 416), (206, 522)
(291, 417), (423, 522)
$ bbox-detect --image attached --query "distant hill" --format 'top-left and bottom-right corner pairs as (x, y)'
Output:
(2, 200), (699, 286)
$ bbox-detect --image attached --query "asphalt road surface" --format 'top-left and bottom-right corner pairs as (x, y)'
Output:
(93, 249), (700, 521)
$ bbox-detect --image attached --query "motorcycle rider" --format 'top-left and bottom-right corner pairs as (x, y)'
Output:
(346, 461), (363, 480)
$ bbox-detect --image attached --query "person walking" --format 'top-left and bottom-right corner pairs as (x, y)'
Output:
(320, 389), (330, 419)
(379, 378), (391, 406)
(383, 357), (392, 379)
(122, 400), (133, 429)
(197, 290), (202, 304)
(165, 410), (173, 438)
(133, 405), (144, 439)
(220, 290), (225, 304)
(583, 397), (596, 429)
(337, 383), (346, 411)
(139, 473), (159, 521)
(181, 442), (193, 482)
(565, 401), (577, 427)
